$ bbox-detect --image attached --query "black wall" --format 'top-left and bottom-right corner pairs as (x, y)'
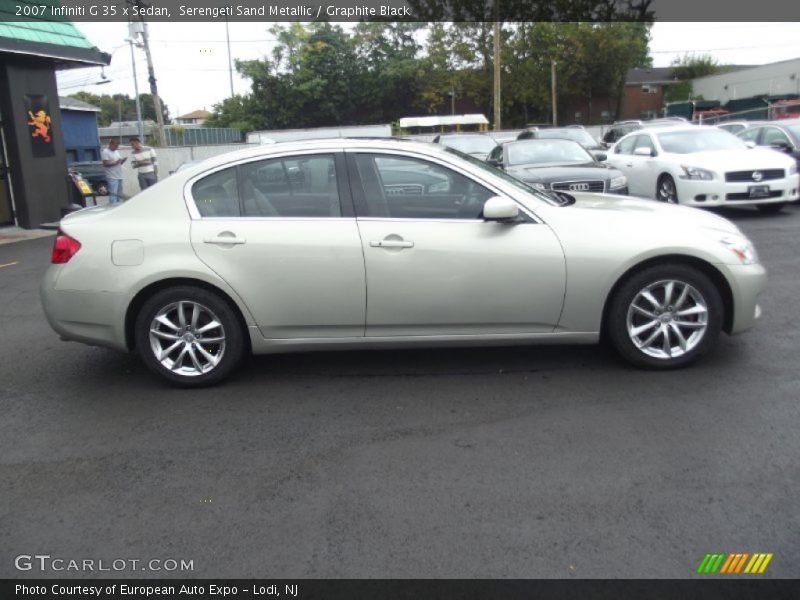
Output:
(0, 55), (70, 228)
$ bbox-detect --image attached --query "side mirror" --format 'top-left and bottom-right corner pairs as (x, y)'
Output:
(483, 196), (519, 222)
(486, 157), (501, 168)
(592, 151), (608, 162)
(633, 146), (654, 157)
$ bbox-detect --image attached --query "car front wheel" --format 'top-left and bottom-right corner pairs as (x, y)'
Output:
(134, 286), (246, 386)
(607, 264), (723, 369)
(656, 175), (679, 204)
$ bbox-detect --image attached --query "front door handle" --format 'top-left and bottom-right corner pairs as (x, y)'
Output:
(370, 239), (414, 249)
(625, 163), (633, 167)
(204, 233), (246, 245)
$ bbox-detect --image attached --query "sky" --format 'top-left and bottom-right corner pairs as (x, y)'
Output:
(56, 22), (800, 120)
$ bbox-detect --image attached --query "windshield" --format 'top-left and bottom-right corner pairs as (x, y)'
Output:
(507, 139), (593, 166)
(657, 129), (747, 154)
(535, 128), (597, 147)
(439, 135), (497, 155)
(443, 147), (565, 206)
(782, 124), (800, 141)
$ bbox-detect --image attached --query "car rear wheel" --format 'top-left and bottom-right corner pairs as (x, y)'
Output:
(607, 264), (723, 369)
(134, 286), (246, 386)
(755, 203), (786, 214)
(656, 175), (679, 204)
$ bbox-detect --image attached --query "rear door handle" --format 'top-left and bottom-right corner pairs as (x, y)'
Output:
(204, 235), (246, 245)
(370, 240), (414, 248)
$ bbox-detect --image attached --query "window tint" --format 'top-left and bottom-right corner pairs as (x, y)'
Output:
(738, 127), (761, 142)
(354, 154), (494, 219)
(239, 154), (340, 217)
(762, 127), (791, 147)
(192, 166), (240, 217)
(192, 154), (341, 218)
(615, 135), (636, 154)
(633, 135), (655, 155)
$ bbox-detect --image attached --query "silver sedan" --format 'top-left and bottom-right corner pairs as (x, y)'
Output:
(42, 139), (767, 386)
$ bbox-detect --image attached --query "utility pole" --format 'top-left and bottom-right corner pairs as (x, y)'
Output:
(492, 13), (501, 131)
(130, 0), (167, 147)
(551, 59), (558, 126)
(225, 17), (234, 97)
(126, 34), (144, 139)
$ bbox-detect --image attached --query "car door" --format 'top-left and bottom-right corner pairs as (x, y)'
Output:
(606, 134), (637, 187)
(347, 150), (566, 337)
(625, 134), (661, 197)
(188, 151), (367, 339)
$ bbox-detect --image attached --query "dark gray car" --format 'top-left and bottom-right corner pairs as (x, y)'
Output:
(487, 139), (629, 194)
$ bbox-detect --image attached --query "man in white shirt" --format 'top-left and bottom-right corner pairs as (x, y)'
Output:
(130, 137), (158, 190)
(100, 139), (125, 203)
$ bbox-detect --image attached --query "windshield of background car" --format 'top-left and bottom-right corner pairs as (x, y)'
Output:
(657, 129), (747, 154)
(443, 146), (564, 206)
(506, 140), (592, 166)
(781, 124), (800, 142)
(440, 135), (497, 155)
(535, 128), (597, 147)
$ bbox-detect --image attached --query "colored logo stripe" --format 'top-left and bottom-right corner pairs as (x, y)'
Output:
(697, 553), (773, 574)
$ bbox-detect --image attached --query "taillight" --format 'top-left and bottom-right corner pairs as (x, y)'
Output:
(51, 230), (81, 264)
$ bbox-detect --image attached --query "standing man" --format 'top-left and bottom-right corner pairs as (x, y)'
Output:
(101, 139), (125, 203)
(130, 137), (158, 190)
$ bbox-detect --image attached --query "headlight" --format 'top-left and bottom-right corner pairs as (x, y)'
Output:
(529, 182), (547, 191)
(609, 175), (627, 190)
(680, 165), (715, 180)
(719, 234), (758, 265)
(789, 163), (798, 176)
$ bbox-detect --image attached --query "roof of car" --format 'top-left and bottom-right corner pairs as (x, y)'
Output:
(500, 138), (583, 147)
(173, 138), (452, 175)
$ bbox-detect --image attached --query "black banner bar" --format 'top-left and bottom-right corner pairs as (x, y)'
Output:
(4, 579), (800, 600)
(5, 0), (800, 22)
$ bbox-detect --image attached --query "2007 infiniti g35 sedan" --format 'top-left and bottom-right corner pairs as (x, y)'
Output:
(41, 139), (767, 386)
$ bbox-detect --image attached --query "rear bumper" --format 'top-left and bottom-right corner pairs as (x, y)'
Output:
(40, 266), (128, 351)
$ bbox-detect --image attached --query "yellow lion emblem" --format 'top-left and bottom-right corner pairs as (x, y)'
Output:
(28, 109), (52, 143)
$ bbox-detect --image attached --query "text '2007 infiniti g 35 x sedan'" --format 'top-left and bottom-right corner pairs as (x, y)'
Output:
(42, 139), (767, 386)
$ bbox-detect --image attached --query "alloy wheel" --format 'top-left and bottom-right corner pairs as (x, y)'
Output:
(657, 177), (678, 203)
(626, 279), (708, 359)
(148, 300), (226, 376)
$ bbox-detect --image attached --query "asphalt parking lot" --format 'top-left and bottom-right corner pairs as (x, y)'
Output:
(1, 205), (798, 579)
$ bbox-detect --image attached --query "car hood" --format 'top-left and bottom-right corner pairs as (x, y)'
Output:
(666, 148), (794, 171)
(507, 163), (612, 182)
(537, 192), (741, 235)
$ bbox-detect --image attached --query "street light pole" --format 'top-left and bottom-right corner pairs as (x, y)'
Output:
(225, 17), (234, 97)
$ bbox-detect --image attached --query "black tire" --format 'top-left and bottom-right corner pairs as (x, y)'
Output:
(606, 264), (723, 369)
(756, 203), (786, 214)
(134, 286), (246, 387)
(656, 174), (679, 204)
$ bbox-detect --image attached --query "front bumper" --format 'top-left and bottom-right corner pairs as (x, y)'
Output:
(720, 262), (768, 334)
(676, 174), (800, 207)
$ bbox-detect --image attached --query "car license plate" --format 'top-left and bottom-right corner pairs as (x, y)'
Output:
(748, 185), (770, 198)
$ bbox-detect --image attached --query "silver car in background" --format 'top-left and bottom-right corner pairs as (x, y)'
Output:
(42, 139), (766, 386)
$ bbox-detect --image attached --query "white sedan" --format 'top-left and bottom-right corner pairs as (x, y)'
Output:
(606, 125), (799, 213)
(42, 139), (766, 386)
